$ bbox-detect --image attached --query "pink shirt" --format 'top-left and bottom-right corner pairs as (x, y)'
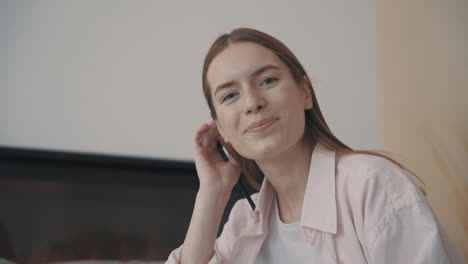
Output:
(166, 144), (465, 264)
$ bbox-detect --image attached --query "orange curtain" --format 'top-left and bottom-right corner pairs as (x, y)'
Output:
(377, 0), (468, 259)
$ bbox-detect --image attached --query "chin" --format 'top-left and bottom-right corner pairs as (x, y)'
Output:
(237, 141), (287, 161)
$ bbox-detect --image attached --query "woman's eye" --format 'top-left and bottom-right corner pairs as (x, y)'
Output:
(260, 77), (278, 86)
(221, 92), (237, 103)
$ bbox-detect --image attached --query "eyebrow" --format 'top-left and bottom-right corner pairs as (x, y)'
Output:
(213, 64), (281, 97)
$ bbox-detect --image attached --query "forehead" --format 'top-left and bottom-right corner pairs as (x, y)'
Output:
(206, 42), (285, 92)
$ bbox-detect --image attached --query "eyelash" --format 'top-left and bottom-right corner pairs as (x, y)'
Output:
(221, 92), (239, 103)
(260, 77), (279, 86)
(220, 77), (279, 103)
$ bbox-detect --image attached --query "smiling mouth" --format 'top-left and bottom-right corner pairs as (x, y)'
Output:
(245, 118), (278, 133)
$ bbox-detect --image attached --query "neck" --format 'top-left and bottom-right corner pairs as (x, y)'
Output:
(256, 138), (315, 223)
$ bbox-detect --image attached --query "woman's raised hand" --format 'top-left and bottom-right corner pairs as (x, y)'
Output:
(193, 121), (242, 194)
(180, 121), (242, 264)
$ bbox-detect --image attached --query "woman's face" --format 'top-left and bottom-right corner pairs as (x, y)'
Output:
(207, 42), (312, 161)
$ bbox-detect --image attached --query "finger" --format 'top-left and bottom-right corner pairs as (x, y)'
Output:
(193, 124), (206, 144)
(193, 123), (210, 148)
(202, 123), (217, 149)
(207, 123), (221, 148)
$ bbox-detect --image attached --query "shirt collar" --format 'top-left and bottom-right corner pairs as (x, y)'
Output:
(301, 143), (337, 234)
(254, 143), (337, 234)
(254, 173), (275, 223)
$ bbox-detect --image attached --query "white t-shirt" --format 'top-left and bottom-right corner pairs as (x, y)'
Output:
(255, 196), (326, 264)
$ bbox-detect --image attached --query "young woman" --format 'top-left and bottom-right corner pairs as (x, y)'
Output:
(166, 28), (465, 264)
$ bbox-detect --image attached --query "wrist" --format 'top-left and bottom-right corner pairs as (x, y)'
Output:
(198, 185), (232, 203)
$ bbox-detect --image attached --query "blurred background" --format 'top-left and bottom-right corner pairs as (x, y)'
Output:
(0, 0), (466, 262)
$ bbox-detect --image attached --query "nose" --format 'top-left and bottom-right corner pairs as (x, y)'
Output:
(244, 88), (267, 114)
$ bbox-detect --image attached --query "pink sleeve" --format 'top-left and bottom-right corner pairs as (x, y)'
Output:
(369, 200), (466, 263)
(164, 243), (226, 264)
(164, 197), (253, 264)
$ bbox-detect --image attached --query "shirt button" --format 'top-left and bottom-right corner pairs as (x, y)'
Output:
(250, 211), (260, 223)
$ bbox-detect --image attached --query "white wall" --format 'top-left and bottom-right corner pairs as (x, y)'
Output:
(0, 1), (379, 161)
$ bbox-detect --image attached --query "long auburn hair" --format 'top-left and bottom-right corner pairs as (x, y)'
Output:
(202, 28), (425, 193)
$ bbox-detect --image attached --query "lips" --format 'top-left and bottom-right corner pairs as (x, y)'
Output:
(245, 117), (278, 133)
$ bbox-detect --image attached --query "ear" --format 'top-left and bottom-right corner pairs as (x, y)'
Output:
(302, 76), (313, 110)
(215, 119), (229, 144)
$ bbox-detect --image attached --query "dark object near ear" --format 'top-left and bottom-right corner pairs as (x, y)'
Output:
(216, 141), (229, 162)
(216, 141), (255, 211)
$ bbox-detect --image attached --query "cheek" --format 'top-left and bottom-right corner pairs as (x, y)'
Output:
(217, 109), (240, 137)
(280, 94), (307, 131)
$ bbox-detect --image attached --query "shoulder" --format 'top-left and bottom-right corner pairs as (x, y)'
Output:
(337, 152), (407, 180)
(337, 153), (422, 194)
(336, 152), (425, 216)
(335, 153), (429, 243)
